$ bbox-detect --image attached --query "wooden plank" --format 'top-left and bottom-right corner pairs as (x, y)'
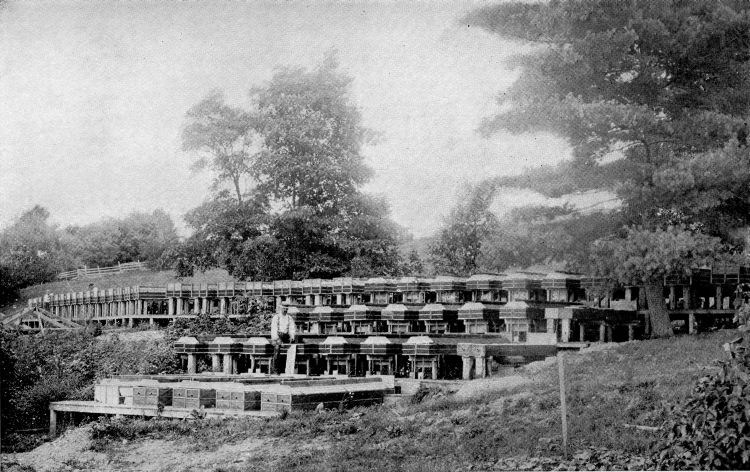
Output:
(285, 344), (297, 374)
(50, 400), (278, 419)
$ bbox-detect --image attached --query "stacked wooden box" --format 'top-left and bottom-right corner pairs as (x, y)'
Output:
(172, 386), (215, 409)
(260, 380), (389, 413)
(94, 383), (121, 405)
(133, 386), (173, 407)
(216, 389), (261, 410)
(118, 386), (134, 406)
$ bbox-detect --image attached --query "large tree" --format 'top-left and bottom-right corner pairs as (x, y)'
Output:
(479, 205), (621, 272)
(429, 180), (499, 276)
(0, 206), (71, 303)
(252, 53), (374, 213)
(181, 90), (259, 204)
(467, 0), (750, 335)
(62, 209), (179, 268)
(179, 55), (405, 280)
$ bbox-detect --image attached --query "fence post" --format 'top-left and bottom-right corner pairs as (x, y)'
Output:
(558, 352), (569, 459)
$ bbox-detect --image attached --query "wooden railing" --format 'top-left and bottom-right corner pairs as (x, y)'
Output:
(57, 261), (147, 280)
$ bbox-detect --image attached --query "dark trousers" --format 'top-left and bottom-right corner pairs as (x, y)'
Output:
(271, 333), (291, 374)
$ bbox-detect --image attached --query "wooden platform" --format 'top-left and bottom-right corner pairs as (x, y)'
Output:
(49, 400), (278, 435)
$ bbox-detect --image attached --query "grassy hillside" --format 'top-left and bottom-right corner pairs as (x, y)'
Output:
(6, 330), (737, 471)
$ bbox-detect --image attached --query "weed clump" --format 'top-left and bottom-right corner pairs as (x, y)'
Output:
(653, 346), (750, 470)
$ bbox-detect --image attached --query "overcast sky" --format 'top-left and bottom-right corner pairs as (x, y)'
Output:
(0, 0), (572, 237)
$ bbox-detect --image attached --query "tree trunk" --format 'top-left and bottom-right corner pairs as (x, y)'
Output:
(644, 283), (673, 337)
(233, 176), (243, 204)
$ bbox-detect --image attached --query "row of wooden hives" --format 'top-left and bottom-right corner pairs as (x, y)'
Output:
(94, 377), (393, 412)
(30, 265), (750, 309)
(174, 335), (560, 380)
(30, 272), (583, 307)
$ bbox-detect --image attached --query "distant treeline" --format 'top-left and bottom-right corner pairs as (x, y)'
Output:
(0, 206), (178, 304)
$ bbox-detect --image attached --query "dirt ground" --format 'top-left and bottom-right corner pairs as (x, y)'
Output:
(3, 423), (328, 472)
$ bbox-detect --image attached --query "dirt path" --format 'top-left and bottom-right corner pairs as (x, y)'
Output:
(4, 425), (108, 472)
(4, 424), (328, 472)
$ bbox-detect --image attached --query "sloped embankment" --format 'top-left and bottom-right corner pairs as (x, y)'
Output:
(5, 330), (736, 471)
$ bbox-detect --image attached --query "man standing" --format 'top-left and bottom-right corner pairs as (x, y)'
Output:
(270, 302), (296, 374)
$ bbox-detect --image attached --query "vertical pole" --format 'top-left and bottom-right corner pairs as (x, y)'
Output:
(579, 323), (585, 342)
(223, 354), (233, 374)
(49, 407), (58, 437)
(561, 319), (571, 342)
(558, 352), (568, 459)
(638, 287), (647, 311)
(546, 319), (556, 337)
(688, 313), (696, 335)
(669, 286), (677, 310)
(187, 354), (196, 374)
(462, 356), (473, 380)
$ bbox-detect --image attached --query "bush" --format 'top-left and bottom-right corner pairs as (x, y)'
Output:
(0, 328), (181, 450)
(164, 300), (273, 343)
(653, 349), (750, 469)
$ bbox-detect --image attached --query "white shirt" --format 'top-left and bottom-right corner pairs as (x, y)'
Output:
(271, 312), (296, 341)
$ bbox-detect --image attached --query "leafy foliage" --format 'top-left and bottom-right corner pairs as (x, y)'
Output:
(178, 55), (406, 280)
(0, 329), (180, 437)
(252, 53), (374, 212)
(465, 1), (750, 330)
(0, 206), (73, 304)
(480, 205), (622, 272)
(429, 180), (499, 276)
(164, 303), (273, 344)
(653, 347), (750, 470)
(181, 90), (259, 203)
(467, 0), (750, 233)
(61, 209), (179, 269)
(590, 226), (725, 285)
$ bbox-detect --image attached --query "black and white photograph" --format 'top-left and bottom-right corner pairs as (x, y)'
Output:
(1, 0), (750, 470)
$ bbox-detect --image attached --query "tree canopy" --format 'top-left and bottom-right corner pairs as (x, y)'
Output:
(252, 54), (374, 213)
(429, 180), (499, 276)
(466, 0), (750, 334)
(467, 0), (750, 237)
(181, 90), (259, 203)
(62, 209), (179, 269)
(0, 207), (71, 302)
(176, 55), (405, 280)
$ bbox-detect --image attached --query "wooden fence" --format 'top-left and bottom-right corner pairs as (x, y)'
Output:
(56, 261), (147, 281)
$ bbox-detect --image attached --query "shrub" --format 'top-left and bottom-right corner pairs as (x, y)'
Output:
(164, 302), (273, 343)
(653, 351), (750, 469)
(1, 328), (181, 449)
